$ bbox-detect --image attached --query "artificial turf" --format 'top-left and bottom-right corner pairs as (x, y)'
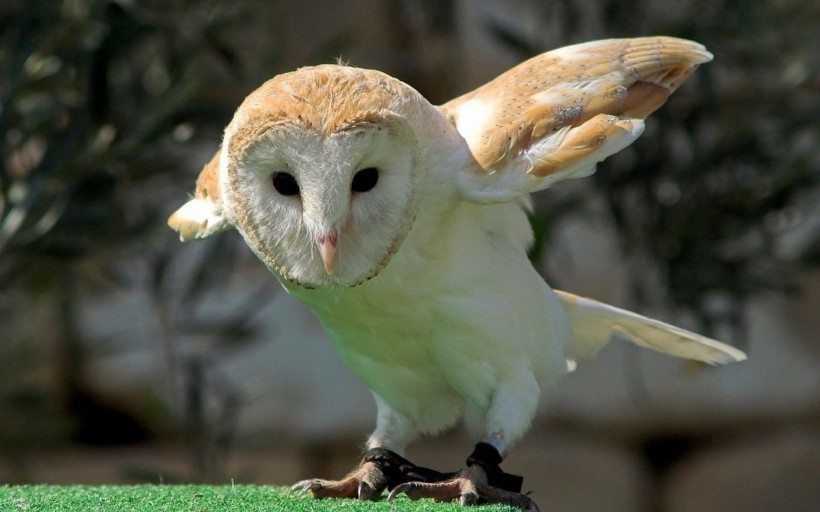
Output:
(0, 485), (519, 511)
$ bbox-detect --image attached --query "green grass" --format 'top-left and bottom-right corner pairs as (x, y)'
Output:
(0, 485), (518, 511)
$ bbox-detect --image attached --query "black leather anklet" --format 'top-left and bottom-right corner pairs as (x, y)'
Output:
(363, 447), (456, 489)
(466, 442), (524, 493)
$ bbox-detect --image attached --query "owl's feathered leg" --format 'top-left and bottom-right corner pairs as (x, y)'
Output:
(387, 442), (538, 511)
(291, 447), (455, 500)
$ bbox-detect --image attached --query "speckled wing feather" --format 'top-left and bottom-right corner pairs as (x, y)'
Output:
(441, 37), (713, 203)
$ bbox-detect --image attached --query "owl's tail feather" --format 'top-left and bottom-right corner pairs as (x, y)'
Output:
(555, 290), (746, 365)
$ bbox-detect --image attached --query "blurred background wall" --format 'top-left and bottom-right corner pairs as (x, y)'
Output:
(1, 1), (818, 511)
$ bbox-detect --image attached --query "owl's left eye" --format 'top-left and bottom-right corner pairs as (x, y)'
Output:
(351, 167), (379, 193)
(272, 171), (300, 196)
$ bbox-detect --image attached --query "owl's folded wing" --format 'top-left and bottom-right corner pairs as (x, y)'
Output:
(440, 37), (712, 203)
(167, 149), (230, 241)
(555, 290), (746, 365)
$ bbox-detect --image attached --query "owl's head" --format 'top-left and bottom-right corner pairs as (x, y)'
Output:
(169, 65), (456, 288)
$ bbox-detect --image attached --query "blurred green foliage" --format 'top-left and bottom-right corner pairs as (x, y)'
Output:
(0, 0), (252, 478)
(0, 0), (244, 288)
(596, 0), (819, 341)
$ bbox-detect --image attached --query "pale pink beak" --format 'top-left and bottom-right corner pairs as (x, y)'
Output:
(315, 231), (339, 275)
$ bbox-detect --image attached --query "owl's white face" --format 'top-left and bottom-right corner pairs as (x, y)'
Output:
(224, 117), (422, 288)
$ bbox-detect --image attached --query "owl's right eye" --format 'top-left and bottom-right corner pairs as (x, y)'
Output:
(272, 171), (300, 196)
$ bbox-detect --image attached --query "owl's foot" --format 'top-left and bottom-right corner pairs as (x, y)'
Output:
(291, 459), (385, 500)
(387, 442), (539, 511)
(291, 447), (454, 500)
(387, 466), (539, 511)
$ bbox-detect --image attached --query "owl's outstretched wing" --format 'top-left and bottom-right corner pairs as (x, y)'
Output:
(555, 290), (746, 365)
(440, 37), (712, 203)
(167, 149), (230, 241)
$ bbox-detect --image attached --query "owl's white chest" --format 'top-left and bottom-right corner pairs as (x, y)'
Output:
(288, 200), (572, 435)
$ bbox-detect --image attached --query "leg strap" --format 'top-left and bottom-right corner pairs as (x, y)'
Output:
(363, 447), (456, 490)
(466, 442), (524, 493)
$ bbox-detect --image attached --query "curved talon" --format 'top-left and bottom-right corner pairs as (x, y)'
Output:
(459, 490), (480, 506)
(289, 479), (320, 495)
(289, 477), (359, 499)
(386, 482), (414, 502)
(386, 487), (400, 502)
(357, 481), (381, 501)
(386, 483), (406, 501)
(289, 460), (391, 500)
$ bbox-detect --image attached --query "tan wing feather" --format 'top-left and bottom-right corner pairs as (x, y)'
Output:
(193, 149), (223, 202)
(167, 149), (230, 241)
(442, 37), (712, 202)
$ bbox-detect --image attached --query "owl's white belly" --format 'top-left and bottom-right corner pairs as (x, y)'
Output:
(289, 200), (572, 436)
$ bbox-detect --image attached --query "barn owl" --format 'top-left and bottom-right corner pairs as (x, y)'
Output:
(168, 37), (745, 510)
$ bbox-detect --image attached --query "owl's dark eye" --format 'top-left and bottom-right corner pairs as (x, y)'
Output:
(272, 171), (300, 196)
(351, 167), (379, 193)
